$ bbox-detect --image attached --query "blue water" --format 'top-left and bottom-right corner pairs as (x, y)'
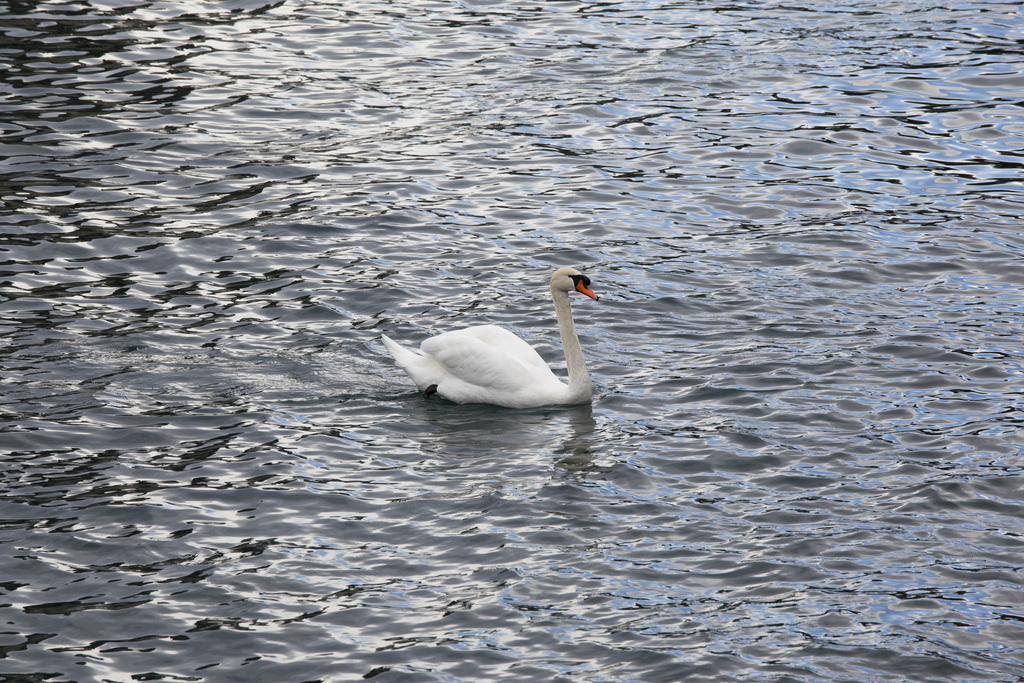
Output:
(2, 1), (1023, 681)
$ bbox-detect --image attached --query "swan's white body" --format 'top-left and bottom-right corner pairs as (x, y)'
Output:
(381, 267), (599, 409)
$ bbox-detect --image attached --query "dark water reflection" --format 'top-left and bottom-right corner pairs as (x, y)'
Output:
(3, 0), (1024, 681)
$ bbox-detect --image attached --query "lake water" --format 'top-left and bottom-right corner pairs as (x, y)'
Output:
(2, 0), (1023, 681)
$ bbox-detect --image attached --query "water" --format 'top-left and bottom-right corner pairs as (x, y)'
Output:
(2, 0), (1023, 681)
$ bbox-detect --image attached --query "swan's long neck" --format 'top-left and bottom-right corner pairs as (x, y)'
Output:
(552, 286), (592, 402)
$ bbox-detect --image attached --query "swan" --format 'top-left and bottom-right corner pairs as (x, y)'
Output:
(381, 267), (599, 408)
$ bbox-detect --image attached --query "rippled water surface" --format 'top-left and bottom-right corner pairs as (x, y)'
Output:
(3, 0), (1024, 681)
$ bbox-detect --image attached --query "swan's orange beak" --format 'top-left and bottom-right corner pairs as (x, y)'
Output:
(576, 280), (599, 301)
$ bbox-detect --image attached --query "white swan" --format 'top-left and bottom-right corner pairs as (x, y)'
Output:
(381, 267), (599, 408)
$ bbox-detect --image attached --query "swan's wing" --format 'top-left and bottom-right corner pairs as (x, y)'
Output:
(421, 328), (538, 393)
(452, 324), (553, 373)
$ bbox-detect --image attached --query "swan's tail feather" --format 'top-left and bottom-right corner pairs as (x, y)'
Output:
(381, 334), (415, 363)
(381, 334), (438, 394)
(382, 334), (429, 373)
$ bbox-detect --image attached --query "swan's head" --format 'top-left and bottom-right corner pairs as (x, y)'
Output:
(551, 267), (599, 301)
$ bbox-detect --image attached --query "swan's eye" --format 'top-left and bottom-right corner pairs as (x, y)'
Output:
(570, 274), (591, 287)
